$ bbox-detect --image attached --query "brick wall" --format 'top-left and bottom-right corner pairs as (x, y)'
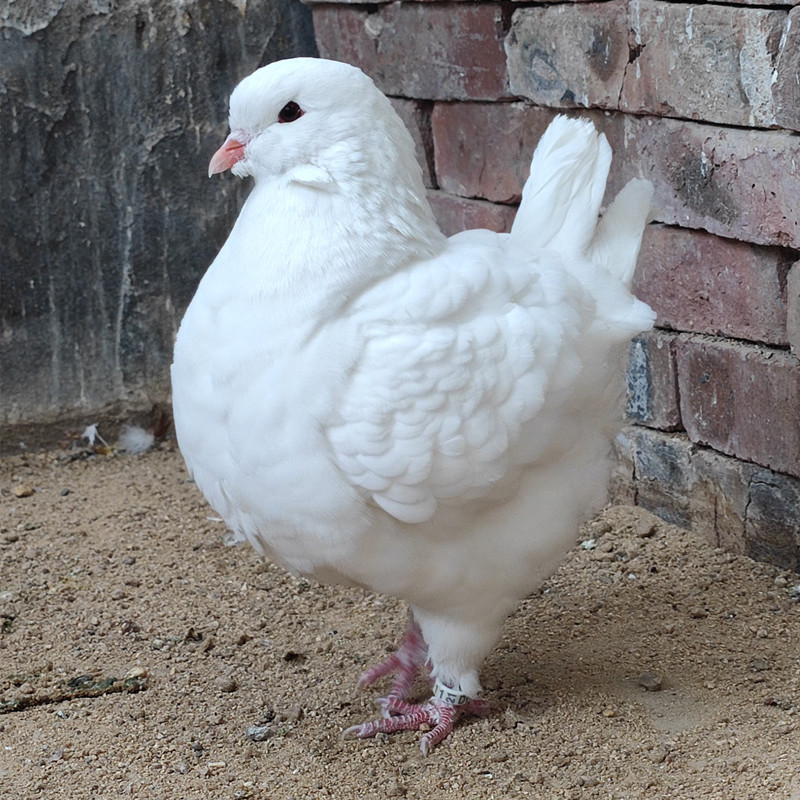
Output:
(306, 0), (800, 571)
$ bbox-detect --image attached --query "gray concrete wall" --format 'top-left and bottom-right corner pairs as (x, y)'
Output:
(1, 0), (316, 439)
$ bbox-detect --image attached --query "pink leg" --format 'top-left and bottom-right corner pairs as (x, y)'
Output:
(348, 617), (490, 753)
(356, 618), (428, 703)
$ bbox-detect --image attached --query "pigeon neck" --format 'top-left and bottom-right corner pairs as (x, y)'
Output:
(218, 177), (446, 316)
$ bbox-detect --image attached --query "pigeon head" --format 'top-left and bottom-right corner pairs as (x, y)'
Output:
(208, 58), (419, 191)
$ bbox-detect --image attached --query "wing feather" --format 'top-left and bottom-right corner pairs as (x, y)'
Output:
(325, 232), (583, 525)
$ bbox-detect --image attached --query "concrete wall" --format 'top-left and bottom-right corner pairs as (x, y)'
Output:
(308, 0), (800, 570)
(1, 0), (316, 439)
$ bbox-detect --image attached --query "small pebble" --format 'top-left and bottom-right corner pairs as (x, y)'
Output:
(501, 708), (523, 729)
(217, 675), (238, 693)
(635, 519), (657, 538)
(385, 780), (407, 797)
(276, 705), (303, 722)
(60, 488), (70, 496)
(636, 671), (663, 692)
(592, 520), (612, 537)
(648, 744), (670, 764)
(12, 484), (34, 498)
(125, 666), (148, 681)
(246, 724), (273, 742)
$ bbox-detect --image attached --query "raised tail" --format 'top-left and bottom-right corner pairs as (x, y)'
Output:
(510, 115), (612, 254)
(510, 116), (653, 288)
(510, 115), (655, 338)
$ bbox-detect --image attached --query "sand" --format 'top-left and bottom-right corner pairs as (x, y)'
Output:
(1, 443), (799, 799)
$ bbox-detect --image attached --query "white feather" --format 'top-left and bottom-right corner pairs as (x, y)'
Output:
(118, 425), (155, 455)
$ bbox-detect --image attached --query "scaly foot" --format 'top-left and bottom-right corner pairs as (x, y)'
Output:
(356, 619), (428, 703)
(344, 682), (490, 754)
(343, 697), (457, 755)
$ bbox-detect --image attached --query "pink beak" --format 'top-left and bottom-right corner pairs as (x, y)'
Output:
(208, 132), (247, 177)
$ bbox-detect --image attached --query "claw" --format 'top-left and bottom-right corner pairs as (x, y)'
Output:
(420, 703), (458, 755)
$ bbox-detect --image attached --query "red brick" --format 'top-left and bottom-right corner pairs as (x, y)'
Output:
(390, 99), (434, 189)
(626, 427), (697, 529)
(427, 191), (517, 237)
(507, 2), (788, 128)
(621, 425), (800, 569)
(431, 107), (800, 248)
(692, 445), (754, 556)
(432, 103), (554, 203)
(618, 116), (800, 249)
(620, 3), (785, 127)
(774, 8), (800, 131)
(788, 261), (800, 356)
(505, 1), (629, 110)
(634, 226), (790, 346)
(626, 329), (682, 431)
(676, 337), (800, 478)
(745, 469), (800, 568)
(431, 103), (625, 204)
(313, 3), (508, 100)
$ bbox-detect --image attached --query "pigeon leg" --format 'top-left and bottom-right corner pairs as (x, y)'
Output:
(356, 618), (428, 704)
(349, 618), (490, 752)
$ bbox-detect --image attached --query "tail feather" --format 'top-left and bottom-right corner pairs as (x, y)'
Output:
(510, 116), (612, 253)
(588, 178), (653, 286)
(509, 115), (655, 339)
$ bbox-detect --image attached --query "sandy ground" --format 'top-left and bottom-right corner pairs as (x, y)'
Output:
(1, 442), (799, 799)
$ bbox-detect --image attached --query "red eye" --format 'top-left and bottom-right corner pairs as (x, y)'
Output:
(278, 101), (304, 123)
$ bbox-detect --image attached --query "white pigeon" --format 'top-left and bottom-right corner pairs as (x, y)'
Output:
(172, 57), (655, 754)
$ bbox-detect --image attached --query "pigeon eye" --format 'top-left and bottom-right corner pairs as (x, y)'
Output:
(278, 101), (304, 123)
